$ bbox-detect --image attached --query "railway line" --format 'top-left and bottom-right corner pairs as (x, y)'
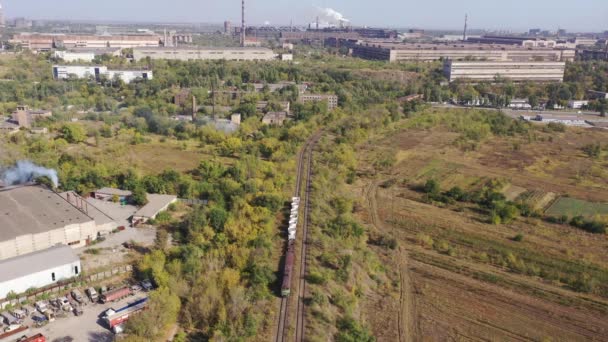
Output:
(275, 132), (321, 342)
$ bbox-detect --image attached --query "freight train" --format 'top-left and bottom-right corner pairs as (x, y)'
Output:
(281, 197), (300, 297)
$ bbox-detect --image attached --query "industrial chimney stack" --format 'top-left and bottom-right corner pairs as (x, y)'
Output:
(241, 0), (246, 47)
(462, 14), (468, 41)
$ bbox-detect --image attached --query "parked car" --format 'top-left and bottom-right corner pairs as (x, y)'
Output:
(86, 287), (99, 303)
(141, 280), (153, 291)
(58, 297), (72, 312)
(130, 285), (142, 292)
(35, 301), (48, 314)
(11, 309), (26, 320)
(73, 306), (84, 317)
(71, 289), (84, 304)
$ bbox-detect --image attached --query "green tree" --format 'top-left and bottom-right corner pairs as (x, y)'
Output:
(62, 123), (86, 143)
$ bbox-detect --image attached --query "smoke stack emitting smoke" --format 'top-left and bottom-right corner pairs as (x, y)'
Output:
(1, 161), (59, 188)
(315, 7), (350, 26)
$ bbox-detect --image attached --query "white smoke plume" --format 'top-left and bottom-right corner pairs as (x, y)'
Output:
(316, 7), (350, 24)
(1, 161), (59, 188)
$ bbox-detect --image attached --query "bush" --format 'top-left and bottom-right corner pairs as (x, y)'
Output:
(307, 271), (328, 285)
(512, 233), (524, 242)
(423, 179), (440, 195)
(335, 316), (376, 342)
(569, 216), (606, 234)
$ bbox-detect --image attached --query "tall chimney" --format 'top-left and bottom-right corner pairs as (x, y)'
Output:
(241, 0), (246, 47)
(462, 14), (468, 41)
(316, 16), (319, 30)
(192, 94), (197, 121)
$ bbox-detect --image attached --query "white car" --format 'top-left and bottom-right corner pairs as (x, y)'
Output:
(35, 301), (48, 314)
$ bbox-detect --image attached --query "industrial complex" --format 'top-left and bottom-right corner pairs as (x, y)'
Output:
(0, 182), (177, 302)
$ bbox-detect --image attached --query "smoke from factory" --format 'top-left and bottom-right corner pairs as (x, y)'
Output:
(312, 7), (350, 28)
(1, 161), (59, 188)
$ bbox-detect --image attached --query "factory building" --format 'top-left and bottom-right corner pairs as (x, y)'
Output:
(443, 60), (565, 82)
(132, 47), (276, 61)
(280, 30), (360, 42)
(52, 65), (153, 83)
(10, 33), (161, 50)
(466, 35), (557, 48)
(0, 245), (81, 299)
(352, 42), (575, 63)
(53, 48), (121, 62)
(0, 185), (107, 261)
(299, 94), (339, 110)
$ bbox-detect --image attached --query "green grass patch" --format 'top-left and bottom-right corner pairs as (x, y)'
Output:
(545, 197), (608, 219)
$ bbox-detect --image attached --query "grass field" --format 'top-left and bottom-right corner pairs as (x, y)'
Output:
(546, 197), (608, 219)
(348, 109), (608, 340)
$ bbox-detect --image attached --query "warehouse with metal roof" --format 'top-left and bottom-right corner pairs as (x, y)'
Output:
(0, 185), (100, 261)
(0, 245), (81, 299)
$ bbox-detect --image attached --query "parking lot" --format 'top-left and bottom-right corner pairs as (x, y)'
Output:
(14, 293), (148, 342)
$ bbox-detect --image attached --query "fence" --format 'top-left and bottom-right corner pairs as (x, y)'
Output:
(0, 264), (133, 309)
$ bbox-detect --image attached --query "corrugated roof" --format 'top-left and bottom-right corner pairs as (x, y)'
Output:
(0, 185), (94, 241)
(0, 245), (79, 283)
(133, 194), (177, 219)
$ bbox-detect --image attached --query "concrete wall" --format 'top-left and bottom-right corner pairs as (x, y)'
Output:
(0, 260), (81, 299)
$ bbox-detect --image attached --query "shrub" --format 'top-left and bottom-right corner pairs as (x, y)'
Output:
(423, 179), (440, 195)
(512, 234), (524, 242)
(335, 316), (376, 342)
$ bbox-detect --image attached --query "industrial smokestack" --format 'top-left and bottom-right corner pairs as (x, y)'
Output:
(463, 14), (468, 41)
(1, 160), (59, 188)
(241, 0), (246, 47)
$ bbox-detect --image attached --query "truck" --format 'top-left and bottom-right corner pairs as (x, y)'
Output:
(103, 297), (148, 333)
(100, 287), (132, 303)
(86, 287), (98, 303)
(17, 334), (46, 342)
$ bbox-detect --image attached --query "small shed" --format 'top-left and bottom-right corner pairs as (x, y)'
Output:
(132, 194), (178, 225)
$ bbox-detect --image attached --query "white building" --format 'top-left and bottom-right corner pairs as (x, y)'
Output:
(508, 99), (532, 109)
(53, 48), (122, 62)
(53, 65), (106, 80)
(568, 100), (589, 109)
(0, 245), (81, 299)
(0, 185), (105, 261)
(444, 60), (566, 82)
(105, 69), (153, 83)
(132, 47), (277, 62)
(52, 65), (153, 83)
(53, 50), (96, 62)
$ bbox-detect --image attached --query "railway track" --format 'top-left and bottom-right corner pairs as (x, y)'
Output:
(275, 132), (321, 342)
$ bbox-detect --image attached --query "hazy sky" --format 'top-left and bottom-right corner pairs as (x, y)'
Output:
(3, 0), (607, 32)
